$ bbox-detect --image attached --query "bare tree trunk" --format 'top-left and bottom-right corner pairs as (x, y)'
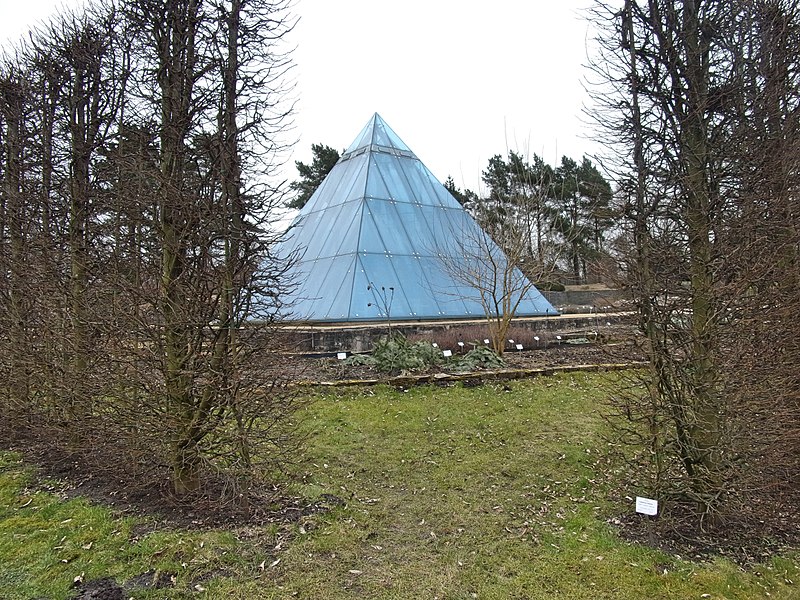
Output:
(598, 0), (731, 521)
(218, 0), (250, 466)
(39, 65), (59, 237)
(680, 0), (722, 513)
(67, 61), (91, 420)
(0, 73), (30, 412)
(153, 0), (203, 495)
(623, 0), (666, 494)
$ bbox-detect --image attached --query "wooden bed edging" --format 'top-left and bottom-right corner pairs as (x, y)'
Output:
(296, 361), (648, 388)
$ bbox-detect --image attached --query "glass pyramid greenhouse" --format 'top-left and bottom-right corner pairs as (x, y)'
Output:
(276, 113), (557, 322)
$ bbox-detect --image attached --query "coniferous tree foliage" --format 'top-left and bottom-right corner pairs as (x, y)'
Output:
(0, 0), (298, 498)
(470, 151), (613, 285)
(443, 175), (479, 210)
(287, 142), (340, 209)
(551, 156), (613, 284)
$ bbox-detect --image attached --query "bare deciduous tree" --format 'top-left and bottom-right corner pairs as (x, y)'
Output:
(589, 0), (800, 524)
(437, 205), (556, 357)
(0, 0), (300, 501)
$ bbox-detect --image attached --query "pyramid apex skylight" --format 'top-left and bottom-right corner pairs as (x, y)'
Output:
(343, 113), (413, 156)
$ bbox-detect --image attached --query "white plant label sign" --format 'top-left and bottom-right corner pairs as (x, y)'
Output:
(337, 352), (347, 360)
(635, 496), (658, 516)
(442, 349), (453, 357)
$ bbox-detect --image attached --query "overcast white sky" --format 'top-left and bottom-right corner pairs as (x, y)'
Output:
(0, 0), (601, 193)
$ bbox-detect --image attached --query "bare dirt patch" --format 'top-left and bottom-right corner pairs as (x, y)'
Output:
(610, 497), (800, 567)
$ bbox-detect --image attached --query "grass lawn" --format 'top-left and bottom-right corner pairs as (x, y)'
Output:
(1, 372), (798, 598)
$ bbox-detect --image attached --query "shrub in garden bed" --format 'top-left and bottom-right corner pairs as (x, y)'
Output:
(343, 334), (506, 374)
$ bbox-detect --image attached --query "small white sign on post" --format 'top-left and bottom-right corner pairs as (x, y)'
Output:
(337, 352), (347, 360)
(432, 343), (438, 348)
(635, 496), (658, 516)
(484, 339), (490, 344)
(515, 344), (524, 351)
(442, 349), (453, 358)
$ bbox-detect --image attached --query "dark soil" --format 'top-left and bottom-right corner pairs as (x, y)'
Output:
(8, 432), (339, 533)
(68, 570), (178, 600)
(610, 497), (800, 567)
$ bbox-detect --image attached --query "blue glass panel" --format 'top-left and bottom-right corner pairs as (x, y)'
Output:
(414, 161), (465, 210)
(355, 254), (414, 319)
(309, 256), (359, 319)
(348, 266), (378, 320)
(312, 156), (361, 211)
(289, 209), (327, 261)
(362, 199), (414, 255)
(310, 161), (348, 212)
(301, 168), (335, 213)
(396, 255), (444, 317)
(302, 207), (338, 260)
(302, 155), (359, 213)
(397, 157), (440, 207)
(373, 153), (414, 202)
(344, 118), (373, 155)
(357, 209), (379, 254)
(287, 258), (328, 320)
(307, 255), (356, 320)
(279, 222), (301, 254)
(391, 201), (434, 253)
(415, 257), (470, 316)
(373, 116), (411, 151)
(365, 155), (391, 199)
(329, 202), (362, 257)
(343, 156), (369, 202)
(426, 206), (450, 246)
(324, 260), (357, 320)
(429, 206), (474, 244)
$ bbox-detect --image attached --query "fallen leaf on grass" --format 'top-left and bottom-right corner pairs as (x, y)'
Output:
(348, 570), (363, 575)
